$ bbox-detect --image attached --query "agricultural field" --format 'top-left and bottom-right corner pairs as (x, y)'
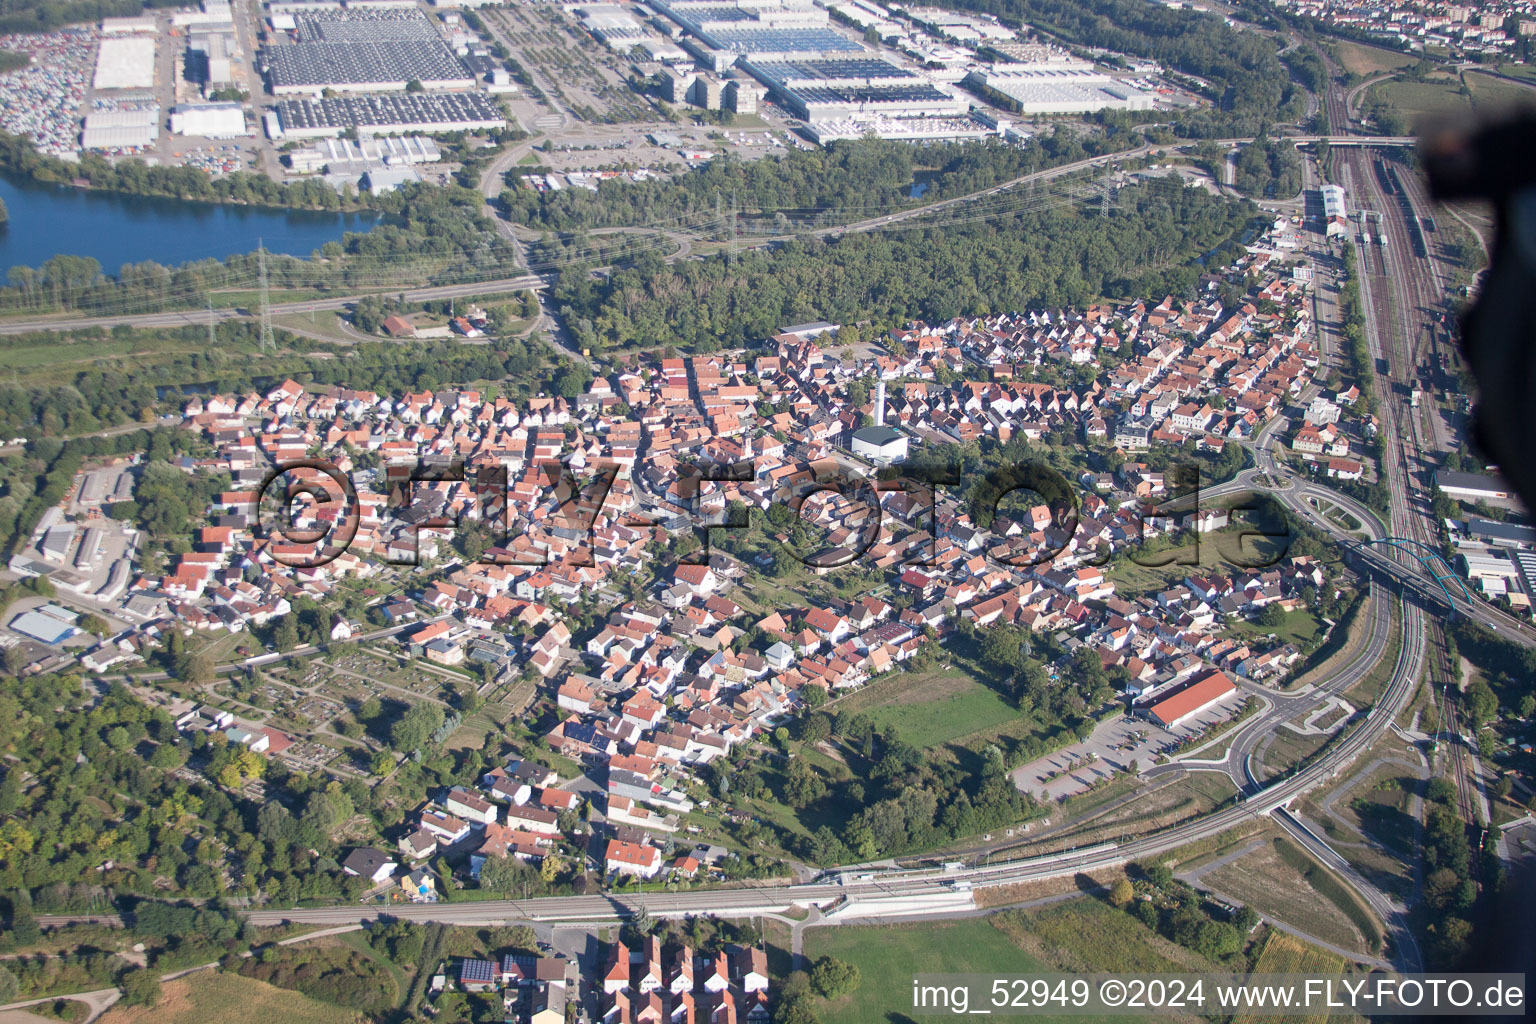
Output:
(1495, 64), (1536, 87)
(95, 973), (364, 1024)
(1240, 931), (1348, 1024)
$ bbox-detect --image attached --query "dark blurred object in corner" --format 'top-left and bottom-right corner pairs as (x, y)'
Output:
(1420, 111), (1536, 518)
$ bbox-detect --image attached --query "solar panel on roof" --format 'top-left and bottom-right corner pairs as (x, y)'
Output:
(705, 27), (864, 53)
(268, 39), (472, 89)
(460, 958), (496, 983)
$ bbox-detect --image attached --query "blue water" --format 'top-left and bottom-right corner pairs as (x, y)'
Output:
(0, 173), (379, 278)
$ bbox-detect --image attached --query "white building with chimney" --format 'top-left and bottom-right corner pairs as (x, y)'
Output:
(850, 379), (909, 464)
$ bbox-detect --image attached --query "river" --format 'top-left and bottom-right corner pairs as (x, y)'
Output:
(0, 173), (378, 278)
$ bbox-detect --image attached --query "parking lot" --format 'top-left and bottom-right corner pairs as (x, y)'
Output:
(1010, 688), (1251, 802)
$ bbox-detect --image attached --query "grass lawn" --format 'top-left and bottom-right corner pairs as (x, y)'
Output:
(1258, 727), (1332, 780)
(1343, 617), (1400, 707)
(95, 973), (363, 1024)
(842, 670), (1019, 749)
(1370, 78), (1469, 124)
(1226, 608), (1326, 649)
(1332, 40), (1416, 78)
(806, 900), (1229, 1024)
(804, 917), (1048, 1024)
(0, 329), (267, 385)
(1465, 71), (1536, 110)
(1103, 525), (1285, 598)
(1496, 63), (1536, 86)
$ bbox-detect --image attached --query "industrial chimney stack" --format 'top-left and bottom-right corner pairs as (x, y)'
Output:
(874, 379), (886, 427)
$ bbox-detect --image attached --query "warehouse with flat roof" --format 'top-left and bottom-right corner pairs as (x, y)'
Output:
(743, 56), (920, 87)
(965, 66), (1154, 114)
(1436, 469), (1514, 503)
(742, 54), (961, 121)
(9, 606), (81, 646)
(267, 40), (474, 93)
(274, 93), (506, 137)
(94, 35), (157, 90)
(81, 107), (159, 150)
(170, 102), (247, 137)
(265, 7), (474, 94)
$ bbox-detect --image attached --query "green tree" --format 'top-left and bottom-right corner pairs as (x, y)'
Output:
(119, 968), (162, 1008)
(180, 650), (215, 685)
(1258, 603), (1287, 628)
(479, 852), (535, 897)
(809, 956), (861, 998)
(391, 703), (446, 753)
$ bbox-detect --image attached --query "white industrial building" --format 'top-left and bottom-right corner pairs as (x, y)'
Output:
(849, 381), (909, 463)
(81, 107), (159, 150)
(93, 36), (157, 91)
(170, 102), (247, 137)
(171, 0), (235, 28)
(638, 37), (692, 63)
(1321, 183), (1348, 237)
(274, 93), (507, 138)
(1436, 470), (1515, 504)
(578, 5), (650, 53)
(805, 114), (992, 143)
(101, 15), (159, 35)
(725, 78), (759, 113)
(287, 133), (442, 173)
(965, 66), (1154, 114)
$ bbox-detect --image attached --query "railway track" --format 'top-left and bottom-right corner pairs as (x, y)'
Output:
(1344, 140), (1493, 905)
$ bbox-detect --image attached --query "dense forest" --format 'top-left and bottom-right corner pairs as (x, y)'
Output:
(550, 176), (1257, 353)
(499, 128), (1146, 232)
(933, 0), (1302, 134)
(1232, 135), (1304, 199)
(0, 0), (179, 33)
